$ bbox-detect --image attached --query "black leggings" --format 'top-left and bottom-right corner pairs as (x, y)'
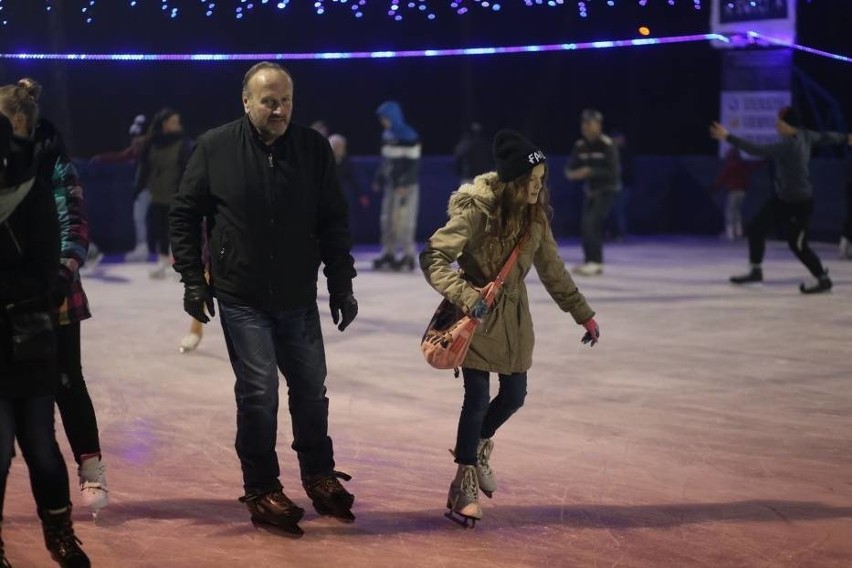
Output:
(747, 197), (825, 277)
(844, 181), (852, 241)
(55, 322), (101, 464)
(147, 203), (171, 256)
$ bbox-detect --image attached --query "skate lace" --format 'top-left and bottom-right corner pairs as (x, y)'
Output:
(46, 523), (84, 554)
(315, 470), (353, 495)
(477, 440), (493, 477)
(81, 480), (107, 492)
(460, 466), (478, 499)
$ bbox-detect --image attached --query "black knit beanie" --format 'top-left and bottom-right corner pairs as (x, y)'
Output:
(778, 106), (802, 128)
(493, 129), (546, 182)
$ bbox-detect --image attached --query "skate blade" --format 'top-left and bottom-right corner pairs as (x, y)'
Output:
(250, 517), (305, 538)
(313, 504), (356, 523)
(444, 510), (477, 529)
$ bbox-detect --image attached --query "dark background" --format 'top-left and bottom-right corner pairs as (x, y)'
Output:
(0, 0), (849, 158)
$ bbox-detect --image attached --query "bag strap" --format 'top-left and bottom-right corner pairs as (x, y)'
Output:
(483, 235), (527, 307)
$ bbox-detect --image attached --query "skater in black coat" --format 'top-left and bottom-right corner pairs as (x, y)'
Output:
(0, 91), (90, 567)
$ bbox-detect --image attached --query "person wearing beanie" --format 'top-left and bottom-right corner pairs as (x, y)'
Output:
(710, 106), (852, 293)
(565, 108), (621, 276)
(372, 100), (422, 271)
(420, 129), (600, 527)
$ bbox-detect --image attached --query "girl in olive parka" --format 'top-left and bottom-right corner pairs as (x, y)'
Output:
(420, 130), (600, 525)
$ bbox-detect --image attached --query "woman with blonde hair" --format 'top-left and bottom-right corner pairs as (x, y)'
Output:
(1, 86), (91, 567)
(420, 130), (601, 527)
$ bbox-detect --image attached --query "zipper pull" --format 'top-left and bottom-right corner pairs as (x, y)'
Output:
(268, 154), (273, 168)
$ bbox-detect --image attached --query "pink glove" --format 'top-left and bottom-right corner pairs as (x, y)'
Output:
(581, 317), (600, 347)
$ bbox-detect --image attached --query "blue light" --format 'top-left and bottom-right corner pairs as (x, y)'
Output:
(746, 31), (852, 64)
(11, 33), (830, 64)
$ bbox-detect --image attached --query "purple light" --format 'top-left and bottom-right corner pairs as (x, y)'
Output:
(0, 33), (729, 63)
(745, 31), (852, 64)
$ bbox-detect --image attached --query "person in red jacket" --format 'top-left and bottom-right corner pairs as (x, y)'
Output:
(713, 147), (763, 240)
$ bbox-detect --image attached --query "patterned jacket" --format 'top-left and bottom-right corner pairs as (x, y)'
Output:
(45, 147), (91, 325)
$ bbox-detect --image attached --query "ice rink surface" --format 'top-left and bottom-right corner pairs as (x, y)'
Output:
(4, 238), (851, 567)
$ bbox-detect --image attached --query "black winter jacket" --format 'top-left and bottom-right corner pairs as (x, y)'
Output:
(170, 116), (355, 311)
(0, 135), (60, 397)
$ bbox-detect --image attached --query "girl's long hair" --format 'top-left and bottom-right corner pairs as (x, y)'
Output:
(489, 166), (553, 242)
(148, 107), (179, 138)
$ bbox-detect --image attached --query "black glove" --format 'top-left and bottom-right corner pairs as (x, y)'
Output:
(53, 268), (73, 307)
(184, 283), (215, 323)
(330, 292), (358, 332)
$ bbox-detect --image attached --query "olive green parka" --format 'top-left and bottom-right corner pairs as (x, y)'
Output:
(420, 172), (595, 374)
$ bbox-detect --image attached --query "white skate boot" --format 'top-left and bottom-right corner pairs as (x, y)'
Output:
(149, 256), (172, 279)
(445, 464), (481, 528)
(476, 438), (497, 498)
(179, 332), (202, 353)
(79, 457), (109, 520)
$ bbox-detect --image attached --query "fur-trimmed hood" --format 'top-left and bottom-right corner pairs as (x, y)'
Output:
(447, 171), (501, 218)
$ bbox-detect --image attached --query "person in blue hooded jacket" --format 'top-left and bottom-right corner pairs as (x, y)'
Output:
(372, 101), (422, 271)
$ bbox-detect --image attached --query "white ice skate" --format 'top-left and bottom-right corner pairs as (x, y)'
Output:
(179, 332), (202, 353)
(79, 458), (109, 520)
(476, 438), (497, 498)
(445, 464), (482, 528)
(573, 262), (603, 276)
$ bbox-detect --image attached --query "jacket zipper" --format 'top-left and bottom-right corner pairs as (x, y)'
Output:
(4, 222), (22, 255)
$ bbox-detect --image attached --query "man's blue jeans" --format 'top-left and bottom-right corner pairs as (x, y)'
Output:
(0, 394), (71, 516)
(219, 301), (335, 495)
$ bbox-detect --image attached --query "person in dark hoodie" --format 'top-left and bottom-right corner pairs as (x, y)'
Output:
(453, 122), (493, 185)
(170, 61), (358, 536)
(373, 100), (421, 271)
(710, 106), (852, 293)
(1, 90), (91, 568)
(135, 107), (193, 279)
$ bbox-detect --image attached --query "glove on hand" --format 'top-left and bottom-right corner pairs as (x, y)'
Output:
(330, 292), (358, 332)
(581, 317), (600, 347)
(184, 283), (215, 323)
(470, 298), (488, 320)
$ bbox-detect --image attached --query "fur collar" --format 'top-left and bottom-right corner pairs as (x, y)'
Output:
(448, 172), (501, 219)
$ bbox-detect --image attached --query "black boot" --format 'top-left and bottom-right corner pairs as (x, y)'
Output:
(372, 253), (395, 271)
(239, 488), (305, 537)
(730, 267), (763, 285)
(40, 506), (90, 568)
(800, 272), (832, 294)
(393, 255), (416, 272)
(303, 470), (355, 522)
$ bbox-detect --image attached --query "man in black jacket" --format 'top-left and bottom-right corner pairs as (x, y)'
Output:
(169, 62), (358, 535)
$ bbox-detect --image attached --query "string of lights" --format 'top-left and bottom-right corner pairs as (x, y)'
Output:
(1, 31), (848, 64)
(0, 33), (725, 61)
(0, 0), (702, 25)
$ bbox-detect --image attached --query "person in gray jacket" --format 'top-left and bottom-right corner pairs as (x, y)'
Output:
(710, 106), (852, 294)
(565, 109), (621, 276)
